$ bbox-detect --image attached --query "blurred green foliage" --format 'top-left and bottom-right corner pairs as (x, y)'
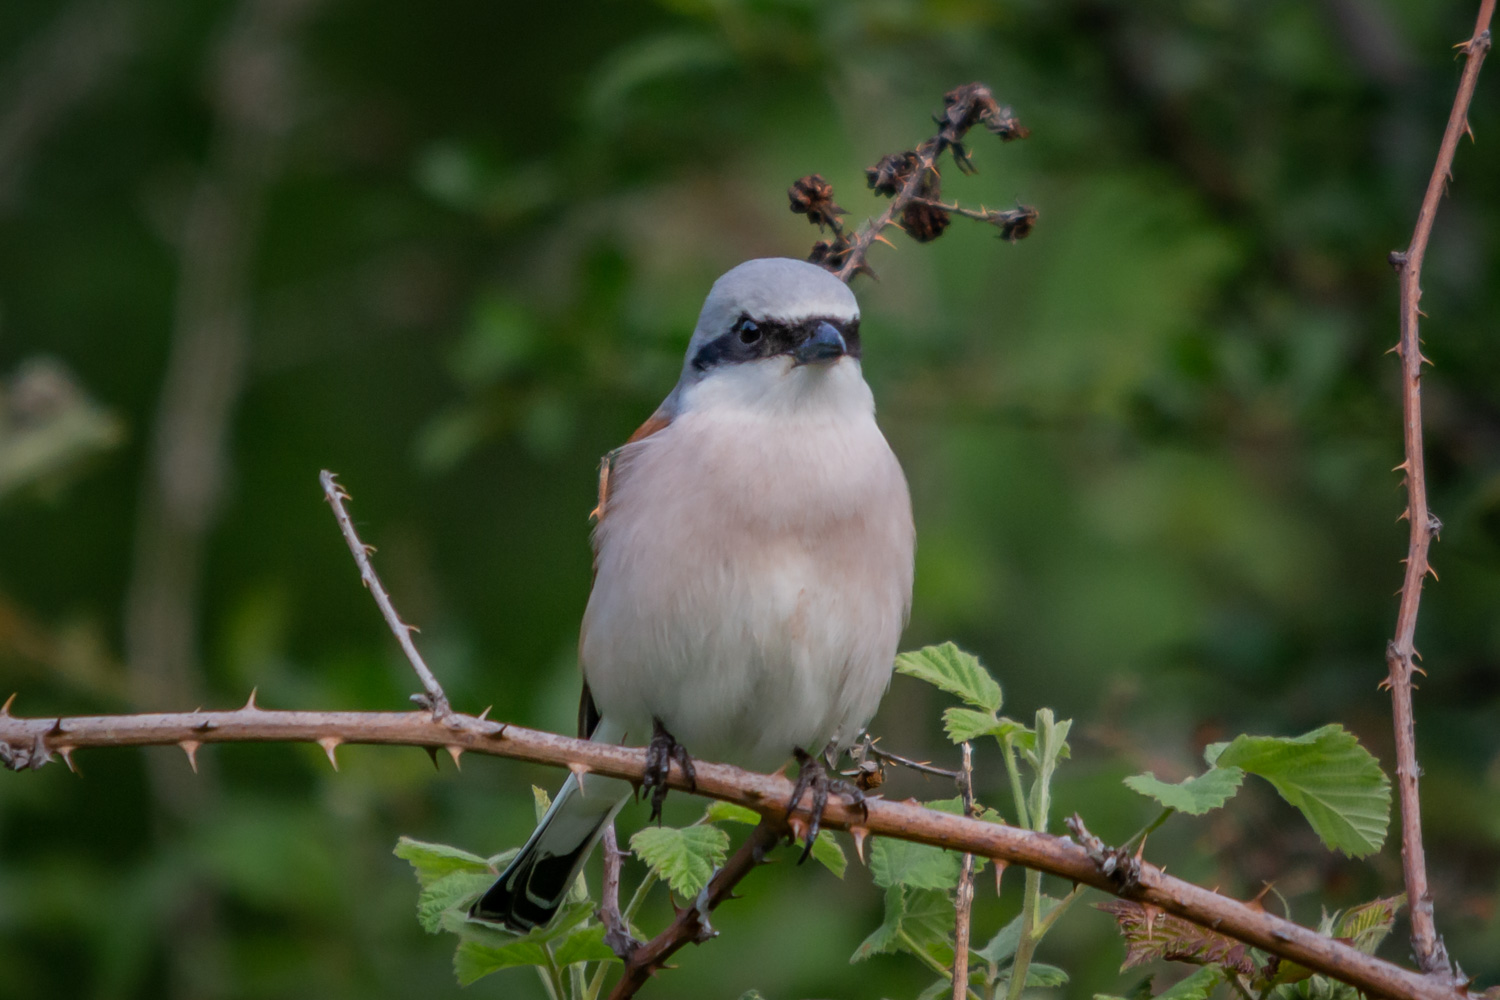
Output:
(1, 0), (1498, 997)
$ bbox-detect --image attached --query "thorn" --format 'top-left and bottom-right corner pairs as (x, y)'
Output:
(180, 740), (201, 773)
(850, 826), (869, 864)
(1385, 343), (1401, 355)
(1398, 509), (1410, 522)
(363, 543), (377, 556)
(477, 705), (492, 722)
(1427, 563), (1439, 582)
(0, 693), (14, 717)
(193, 718), (216, 733)
(48, 718), (65, 736)
(788, 815), (810, 846)
(446, 745), (464, 770)
(424, 746), (440, 770)
(569, 761), (590, 795)
(1420, 353), (1434, 367)
(1393, 460), (1410, 473)
(244, 688), (260, 711)
(58, 746), (77, 773)
(318, 736), (342, 771)
(871, 233), (898, 249)
(404, 623), (421, 636)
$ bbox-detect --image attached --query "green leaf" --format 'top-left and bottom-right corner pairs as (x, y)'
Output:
(869, 834), (961, 890)
(1094, 976), (1155, 1000)
(704, 801), (761, 826)
(1021, 963), (1070, 988)
(1024, 709), (1072, 832)
(1333, 894), (1405, 954)
(1213, 725), (1391, 857)
(852, 885), (906, 961)
(1097, 899), (1255, 975)
(976, 894), (1064, 963)
(553, 924), (620, 966)
(850, 885), (955, 963)
(1157, 966), (1225, 1000)
(895, 642), (1002, 712)
(532, 785), (552, 822)
(943, 706), (999, 743)
(1123, 768), (1245, 815)
(810, 830), (847, 878)
(417, 870), (495, 933)
(454, 937), (550, 985)
(394, 837), (494, 887)
(629, 824), (729, 897)
(455, 902), (597, 983)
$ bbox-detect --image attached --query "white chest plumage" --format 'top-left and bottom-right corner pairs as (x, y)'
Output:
(579, 359), (914, 770)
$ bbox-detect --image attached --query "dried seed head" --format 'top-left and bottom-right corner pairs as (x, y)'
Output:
(865, 151), (921, 197)
(788, 174), (845, 231)
(901, 201), (951, 243)
(992, 205), (1038, 242)
(807, 233), (853, 271)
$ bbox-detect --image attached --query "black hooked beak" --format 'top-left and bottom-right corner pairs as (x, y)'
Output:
(792, 321), (847, 366)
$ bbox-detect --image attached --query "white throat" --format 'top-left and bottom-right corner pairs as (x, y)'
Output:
(676, 356), (874, 423)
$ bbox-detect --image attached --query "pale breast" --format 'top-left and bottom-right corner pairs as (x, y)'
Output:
(579, 379), (914, 770)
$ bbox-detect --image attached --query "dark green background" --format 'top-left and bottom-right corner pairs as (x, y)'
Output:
(1, 0), (1497, 997)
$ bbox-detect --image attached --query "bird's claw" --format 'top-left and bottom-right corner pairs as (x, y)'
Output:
(787, 747), (867, 863)
(643, 718), (696, 823)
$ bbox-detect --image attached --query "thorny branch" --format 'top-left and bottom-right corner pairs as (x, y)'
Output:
(787, 83), (1036, 283)
(320, 470), (454, 722)
(607, 818), (785, 1000)
(1383, 0), (1493, 979)
(951, 741), (977, 1000)
(0, 703), (1473, 1000)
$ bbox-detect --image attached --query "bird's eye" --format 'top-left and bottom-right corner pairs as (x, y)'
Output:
(737, 319), (761, 345)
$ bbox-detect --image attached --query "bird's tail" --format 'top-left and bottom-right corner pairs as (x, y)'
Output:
(470, 770), (632, 932)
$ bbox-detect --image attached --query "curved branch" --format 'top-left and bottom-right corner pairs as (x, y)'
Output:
(0, 704), (1468, 1000)
(1385, 0), (1493, 977)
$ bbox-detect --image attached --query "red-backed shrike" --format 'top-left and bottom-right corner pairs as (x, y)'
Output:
(473, 257), (914, 930)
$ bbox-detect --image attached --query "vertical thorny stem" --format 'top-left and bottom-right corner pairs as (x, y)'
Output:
(1384, 0), (1493, 978)
(952, 742), (977, 1000)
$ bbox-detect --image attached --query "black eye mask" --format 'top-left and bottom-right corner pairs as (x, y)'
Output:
(691, 315), (862, 372)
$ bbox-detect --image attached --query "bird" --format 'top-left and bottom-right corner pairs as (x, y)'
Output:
(471, 257), (914, 932)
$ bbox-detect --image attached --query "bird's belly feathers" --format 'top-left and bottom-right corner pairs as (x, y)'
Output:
(579, 399), (913, 771)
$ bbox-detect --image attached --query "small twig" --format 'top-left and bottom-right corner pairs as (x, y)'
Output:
(597, 823), (639, 958)
(0, 704), (1475, 1000)
(859, 735), (963, 781)
(319, 470), (453, 722)
(608, 818), (785, 1000)
(952, 741), (977, 1000)
(1383, 0), (1492, 978)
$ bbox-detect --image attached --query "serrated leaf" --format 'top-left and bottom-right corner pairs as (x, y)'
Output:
(916, 978), (954, 1000)
(1157, 966), (1225, 1000)
(417, 870), (495, 933)
(1096, 899), (1255, 975)
(704, 801), (761, 826)
(553, 924), (619, 966)
(1123, 768), (1245, 815)
(943, 706), (999, 743)
(851, 885), (955, 963)
(394, 837), (493, 887)
(976, 894), (1064, 963)
(1213, 725), (1391, 857)
(895, 642), (1002, 712)
(1021, 963), (1070, 987)
(629, 824), (729, 897)
(869, 833), (961, 890)
(1334, 894), (1405, 954)
(454, 937), (551, 985)
(852, 885), (906, 961)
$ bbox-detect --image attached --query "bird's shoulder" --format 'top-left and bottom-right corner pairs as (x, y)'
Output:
(589, 408), (672, 526)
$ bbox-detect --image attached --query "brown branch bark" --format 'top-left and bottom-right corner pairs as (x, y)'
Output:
(320, 470), (453, 720)
(951, 741), (976, 1000)
(0, 705), (1470, 1000)
(1384, 0), (1493, 978)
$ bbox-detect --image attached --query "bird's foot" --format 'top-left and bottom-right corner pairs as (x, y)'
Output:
(786, 747), (868, 863)
(643, 718), (696, 823)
